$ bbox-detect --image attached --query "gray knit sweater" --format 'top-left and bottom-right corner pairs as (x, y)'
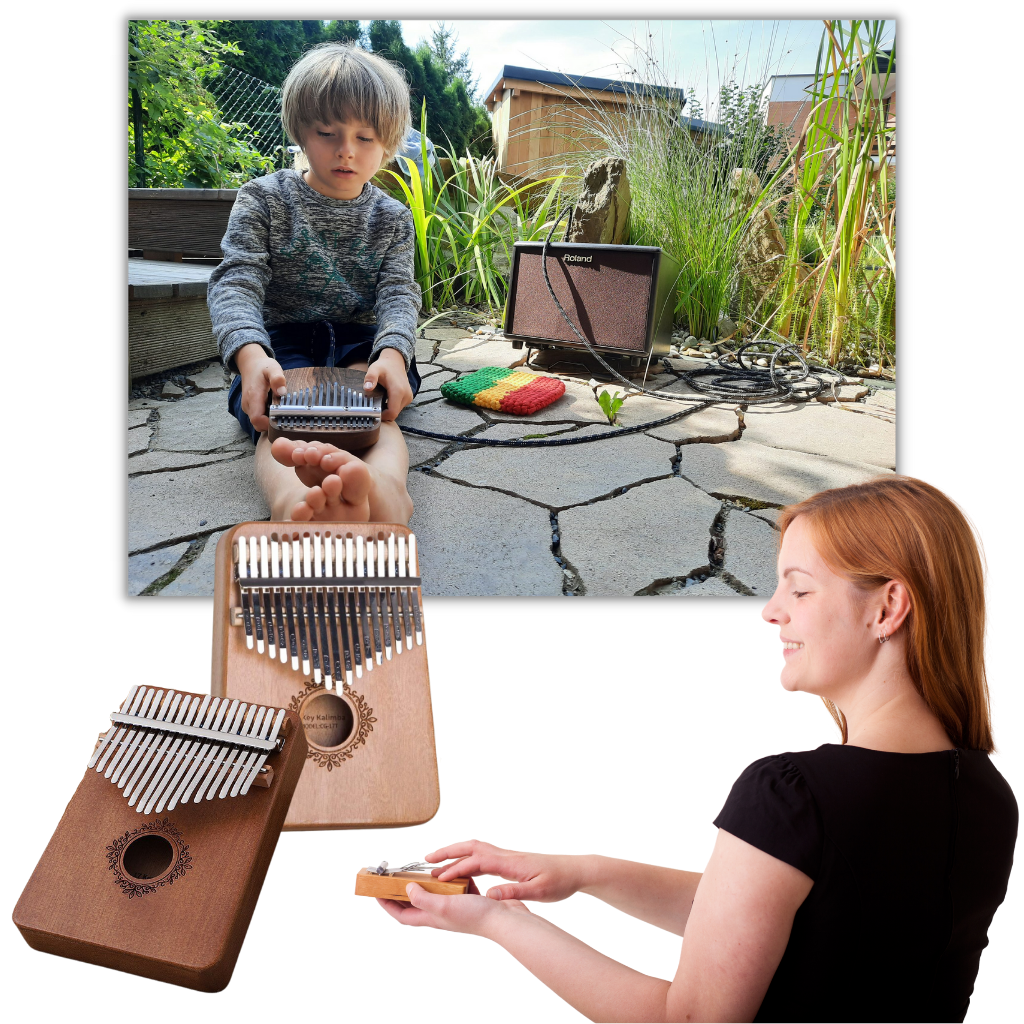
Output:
(207, 169), (420, 372)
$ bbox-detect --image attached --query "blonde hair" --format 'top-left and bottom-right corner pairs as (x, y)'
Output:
(282, 43), (411, 160)
(778, 476), (993, 752)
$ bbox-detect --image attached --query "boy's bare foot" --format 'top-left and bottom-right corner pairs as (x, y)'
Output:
(271, 437), (373, 522)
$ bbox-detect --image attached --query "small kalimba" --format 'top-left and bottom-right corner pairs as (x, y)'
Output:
(267, 366), (384, 449)
(212, 522), (439, 831)
(14, 686), (306, 991)
(355, 862), (471, 901)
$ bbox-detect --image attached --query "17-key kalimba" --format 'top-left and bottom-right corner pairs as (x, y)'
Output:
(14, 686), (306, 991)
(212, 522), (439, 831)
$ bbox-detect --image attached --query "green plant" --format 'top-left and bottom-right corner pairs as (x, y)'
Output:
(597, 390), (625, 424)
(129, 20), (276, 188)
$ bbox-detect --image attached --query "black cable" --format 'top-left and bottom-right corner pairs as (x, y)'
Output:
(401, 213), (847, 448)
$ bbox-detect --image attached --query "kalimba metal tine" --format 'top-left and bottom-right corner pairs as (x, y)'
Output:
(123, 692), (184, 802)
(168, 696), (235, 810)
(137, 694), (204, 814)
(219, 705), (266, 799)
(281, 536), (299, 670)
(114, 689), (175, 790)
(303, 534), (322, 685)
(355, 535), (374, 670)
(106, 687), (160, 781)
(205, 702), (257, 801)
(271, 536), (287, 663)
(153, 694), (217, 813)
(249, 536), (265, 654)
(90, 685), (141, 770)
(124, 692), (184, 805)
(398, 535), (413, 645)
(409, 533), (423, 644)
(292, 535), (310, 675)
(260, 536), (277, 662)
(345, 536), (363, 679)
(324, 534), (347, 686)
(191, 700), (246, 803)
(313, 533), (333, 689)
(377, 538), (393, 660)
(366, 534), (383, 664)
(239, 709), (286, 796)
(388, 533), (404, 655)
(237, 538), (253, 649)
(98, 685), (150, 776)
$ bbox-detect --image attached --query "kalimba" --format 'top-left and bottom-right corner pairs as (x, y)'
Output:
(13, 686), (306, 991)
(355, 862), (471, 901)
(267, 366), (384, 449)
(212, 522), (439, 831)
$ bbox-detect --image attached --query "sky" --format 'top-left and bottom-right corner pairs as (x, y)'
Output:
(383, 19), (893, 116)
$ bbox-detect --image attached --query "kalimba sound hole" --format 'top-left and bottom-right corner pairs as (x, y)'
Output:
(122, 834), (175, 880)
(302, 691), (355, 748)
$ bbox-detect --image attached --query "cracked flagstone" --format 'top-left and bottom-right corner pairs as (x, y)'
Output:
(153, 391), (249, 452)
(161, 531), (225, 596)
(128, 542), (189, 595)
(721, 510), (778, 597)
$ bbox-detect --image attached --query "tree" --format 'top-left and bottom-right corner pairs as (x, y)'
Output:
(214, 20), (327, 87)
(129, 20), (274, 187)
(429, 21), (476, 98)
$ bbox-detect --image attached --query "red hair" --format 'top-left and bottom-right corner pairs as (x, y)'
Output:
(777, 476), (993, 751)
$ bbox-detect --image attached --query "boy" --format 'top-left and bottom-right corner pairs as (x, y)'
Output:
(208, 43), (420, 523)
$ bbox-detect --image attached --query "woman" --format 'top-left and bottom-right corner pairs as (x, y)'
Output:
(379, 477), (1017, 1023)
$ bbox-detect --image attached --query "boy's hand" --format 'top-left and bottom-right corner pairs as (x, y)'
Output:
(364, 347), (412, 421)
(426, 841), (585, 904)
(236, 343), (287, 433)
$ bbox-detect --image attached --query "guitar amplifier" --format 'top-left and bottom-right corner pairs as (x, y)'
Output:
(504, 242), (680, 362)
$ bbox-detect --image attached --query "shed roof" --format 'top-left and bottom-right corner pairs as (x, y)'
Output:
(484, 65), (687, 105)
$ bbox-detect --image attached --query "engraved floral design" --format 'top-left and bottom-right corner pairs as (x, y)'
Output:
(106, 818), (192, 899)
(288, 680), (376, 770)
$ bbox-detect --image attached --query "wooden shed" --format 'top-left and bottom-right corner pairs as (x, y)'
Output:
(484, 65), (687, 179)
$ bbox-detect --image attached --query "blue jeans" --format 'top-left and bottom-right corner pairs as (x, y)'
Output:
(228, 320), (421, 445)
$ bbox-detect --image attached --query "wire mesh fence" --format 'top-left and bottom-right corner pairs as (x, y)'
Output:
(208, 64), (288, 166)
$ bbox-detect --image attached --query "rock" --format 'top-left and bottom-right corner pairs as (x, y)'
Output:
(717, 316), (738, 340)
(161, 381), (185, 397)
(128, 409), (151, 429)
(435, 335), (526, 372)
(855, 365), (882, 378)
(161, 531), (225, 597)
(565, 156), (631, 245)
(756, 357), (769, 367)
(128, 424), (152, 456)
(558, 477), (720, 595)
(128, 456), (268, 552)
(815, 385), (870, 403)
(128, 542), (189, 596)
(152, 391), (249, 452)
(677, 439), (891, 507)
(645, 404), (743, 443)
(407, 472), (562, 595)
(185, 363), (228, 392)
(397, 398), (483, 437)
(727, 168), (794, 301)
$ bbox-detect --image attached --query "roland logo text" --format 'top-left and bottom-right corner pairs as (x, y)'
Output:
(562, 254), (593, 263)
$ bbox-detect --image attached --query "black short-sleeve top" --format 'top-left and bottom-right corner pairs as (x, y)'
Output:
(714, 745), (1017, 1023)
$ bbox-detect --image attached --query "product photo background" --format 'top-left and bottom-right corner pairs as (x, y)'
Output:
(6, 598), (1020, 1021)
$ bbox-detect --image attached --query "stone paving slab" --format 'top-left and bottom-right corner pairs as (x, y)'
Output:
(406, 436), (448, 467)
(435, 335), (528, 372)
(558, 476), (721, 595)
(397, 398), (483, 436)
(185, 364), (229, 391)
(153, 391), (249, 452)
(417, 369), (459, 392)
(128, 542), (189, 596)
(722, 510), (778, 597)
(677, 439), (890, 507)
(129, 397), (167, 411)
(657, 576), (740, 597)
(128, 409), (152, 429)
(741, 402), (895, 469)
(129, 456), (268, 552)
(161, 531), (225, 596)
(472, 422), (592, 442)
(128, 448), (250, 475)
(645, 404), (743, 444)
(437, 425), (677, 508)
(407, 472), (562, 595)
(128, 424), (152, 455)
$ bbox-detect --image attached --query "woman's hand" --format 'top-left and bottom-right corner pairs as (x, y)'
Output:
(426, 840), (586, 903)
(235, 343), (287, 433)
(378, 882), (534, 937)
(364, 347), (412, 421)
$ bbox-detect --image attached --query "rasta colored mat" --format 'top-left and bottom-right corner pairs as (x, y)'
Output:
(440, 367), (566, 415)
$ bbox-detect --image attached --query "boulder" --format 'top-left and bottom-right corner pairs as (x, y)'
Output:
(566, 157), (631, 245)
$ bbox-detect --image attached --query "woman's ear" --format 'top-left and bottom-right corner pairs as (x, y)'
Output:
(878, 579), (912, 636)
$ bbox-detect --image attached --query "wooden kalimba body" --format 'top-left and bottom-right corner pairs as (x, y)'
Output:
(212, 523), (439, 831)
(14, 686), (306, 991)
(355, 863), (471, 901)
(267, 366), (384, 449)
